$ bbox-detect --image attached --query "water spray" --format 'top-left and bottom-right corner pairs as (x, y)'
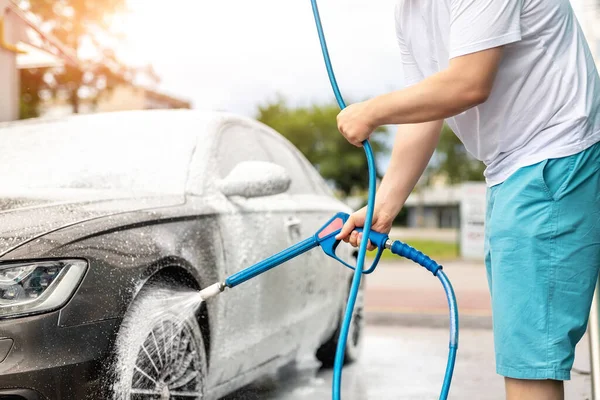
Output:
(199, 1), (460, 399)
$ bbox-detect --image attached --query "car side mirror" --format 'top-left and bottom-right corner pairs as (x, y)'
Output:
(218, 161), (291, 198)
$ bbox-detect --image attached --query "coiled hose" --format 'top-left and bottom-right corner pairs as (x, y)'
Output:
(309, 1), (459, 399)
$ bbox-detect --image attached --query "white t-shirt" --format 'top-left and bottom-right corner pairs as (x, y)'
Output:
(395, 0), (600, 186)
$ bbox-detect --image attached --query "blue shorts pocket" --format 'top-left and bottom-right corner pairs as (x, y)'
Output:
(539, 155), (576, 201)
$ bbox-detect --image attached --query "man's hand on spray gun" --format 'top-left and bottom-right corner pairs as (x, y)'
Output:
(336, 205), (395, 251)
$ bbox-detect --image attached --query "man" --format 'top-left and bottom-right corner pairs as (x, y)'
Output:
(335, 1), (600, 399)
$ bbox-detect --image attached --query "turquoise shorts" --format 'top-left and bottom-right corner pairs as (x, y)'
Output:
(485, 141), (600, 380)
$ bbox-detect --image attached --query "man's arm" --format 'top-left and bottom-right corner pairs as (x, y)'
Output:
(336, 120), (443, 246)
(337, 47), (504, 146)
(377, 120), (443, 219)
(373, 48), (503, 124)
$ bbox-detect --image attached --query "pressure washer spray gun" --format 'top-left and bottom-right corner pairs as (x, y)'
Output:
(199, 1), (459, 399)
(198, 212), (459, 400)
(199, 212), (446, 298)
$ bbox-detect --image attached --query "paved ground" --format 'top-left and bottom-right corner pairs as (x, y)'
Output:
(225, 260), (594, 399)
(226, 325), (592, 399)
(364, 260), (492, 328)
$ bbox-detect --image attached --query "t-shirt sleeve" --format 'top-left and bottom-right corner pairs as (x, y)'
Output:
(395, 5), (423, 88)
(450, 0), (523, 59)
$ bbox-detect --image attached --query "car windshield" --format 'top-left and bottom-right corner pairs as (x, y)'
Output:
(0, 112), (201, 195)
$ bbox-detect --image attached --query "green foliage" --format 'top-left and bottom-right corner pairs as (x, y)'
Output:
(368, 239), (458, 261)
(429, 124), (485, 184)
(21, 0), (131, 115)
(256, 97), (389, 196)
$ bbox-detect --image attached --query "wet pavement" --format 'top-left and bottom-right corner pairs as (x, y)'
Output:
(363, 260), (492, 325)
(224, 260), (592, 399)
(225, 324), (593, 400)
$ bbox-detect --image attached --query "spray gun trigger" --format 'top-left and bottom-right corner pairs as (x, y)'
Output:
(319, 234), (385, 274)
(316, 212), (388, 274)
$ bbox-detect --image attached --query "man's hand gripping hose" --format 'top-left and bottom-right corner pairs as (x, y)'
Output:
(198, 1), (459, 399)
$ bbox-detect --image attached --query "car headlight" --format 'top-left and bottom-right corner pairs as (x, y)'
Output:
(0, 260), (87, 318)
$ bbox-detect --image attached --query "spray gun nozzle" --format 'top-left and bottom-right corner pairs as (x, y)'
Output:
(198, 282), (226, 301)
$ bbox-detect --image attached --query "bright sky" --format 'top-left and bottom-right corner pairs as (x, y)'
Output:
(114, 0), (407, 169)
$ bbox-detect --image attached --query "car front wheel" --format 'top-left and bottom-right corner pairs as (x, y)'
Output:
(110, 282), (208, 399)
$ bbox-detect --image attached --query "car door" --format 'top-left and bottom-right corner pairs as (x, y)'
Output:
(257, 128), (352, 343)
(209, 122), (300, 379)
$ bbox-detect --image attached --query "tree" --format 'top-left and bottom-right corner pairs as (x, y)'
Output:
(428, 124), (485, 184)
(256, 98), (389, 196)
(20, 0), (133, 115)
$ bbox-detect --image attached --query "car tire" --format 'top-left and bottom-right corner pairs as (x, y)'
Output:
(316, 279), (365, 368)
(110, 282), (208, 400)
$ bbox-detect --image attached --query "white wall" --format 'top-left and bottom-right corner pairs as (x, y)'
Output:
(0, 10), (20, 122)
(459, 183), (487, 260)
(0, 50), (18, 122)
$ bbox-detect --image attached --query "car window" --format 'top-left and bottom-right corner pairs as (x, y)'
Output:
(216, 124), (271, 179)
(258, 130), (318, 195)
(298, 156), (335, 197)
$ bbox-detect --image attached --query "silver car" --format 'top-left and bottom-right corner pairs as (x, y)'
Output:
(0, 110), (363, 400)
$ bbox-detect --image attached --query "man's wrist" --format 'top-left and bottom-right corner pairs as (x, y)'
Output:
(366, 96), (387, 128)
(375, 202), (401, 225)
(376, 179), (409, 218)
(367, 93), (396, 128)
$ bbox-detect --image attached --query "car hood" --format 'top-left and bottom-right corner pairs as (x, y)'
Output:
(0, 189), (184, 257)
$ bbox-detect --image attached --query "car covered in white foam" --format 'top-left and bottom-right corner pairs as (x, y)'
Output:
(0, 110), (363, 400)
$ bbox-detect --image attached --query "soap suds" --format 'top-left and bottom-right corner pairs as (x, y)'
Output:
(110, 284), (207, 399)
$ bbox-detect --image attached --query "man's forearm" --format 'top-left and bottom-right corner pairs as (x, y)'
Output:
(376, 120), (443, 220)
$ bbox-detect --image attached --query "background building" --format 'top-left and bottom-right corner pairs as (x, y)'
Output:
(0, 0), (78, 122)
(403, 184), (462, 229)
(39, 84), (191, 118)
(0, 0), (189, 122)
(96, 85), (191, 111)
(402, 182), (485, 260)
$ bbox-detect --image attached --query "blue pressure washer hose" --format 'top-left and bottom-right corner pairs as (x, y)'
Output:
(309, 1), (459, 399)
(198, 3), (458, 397)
